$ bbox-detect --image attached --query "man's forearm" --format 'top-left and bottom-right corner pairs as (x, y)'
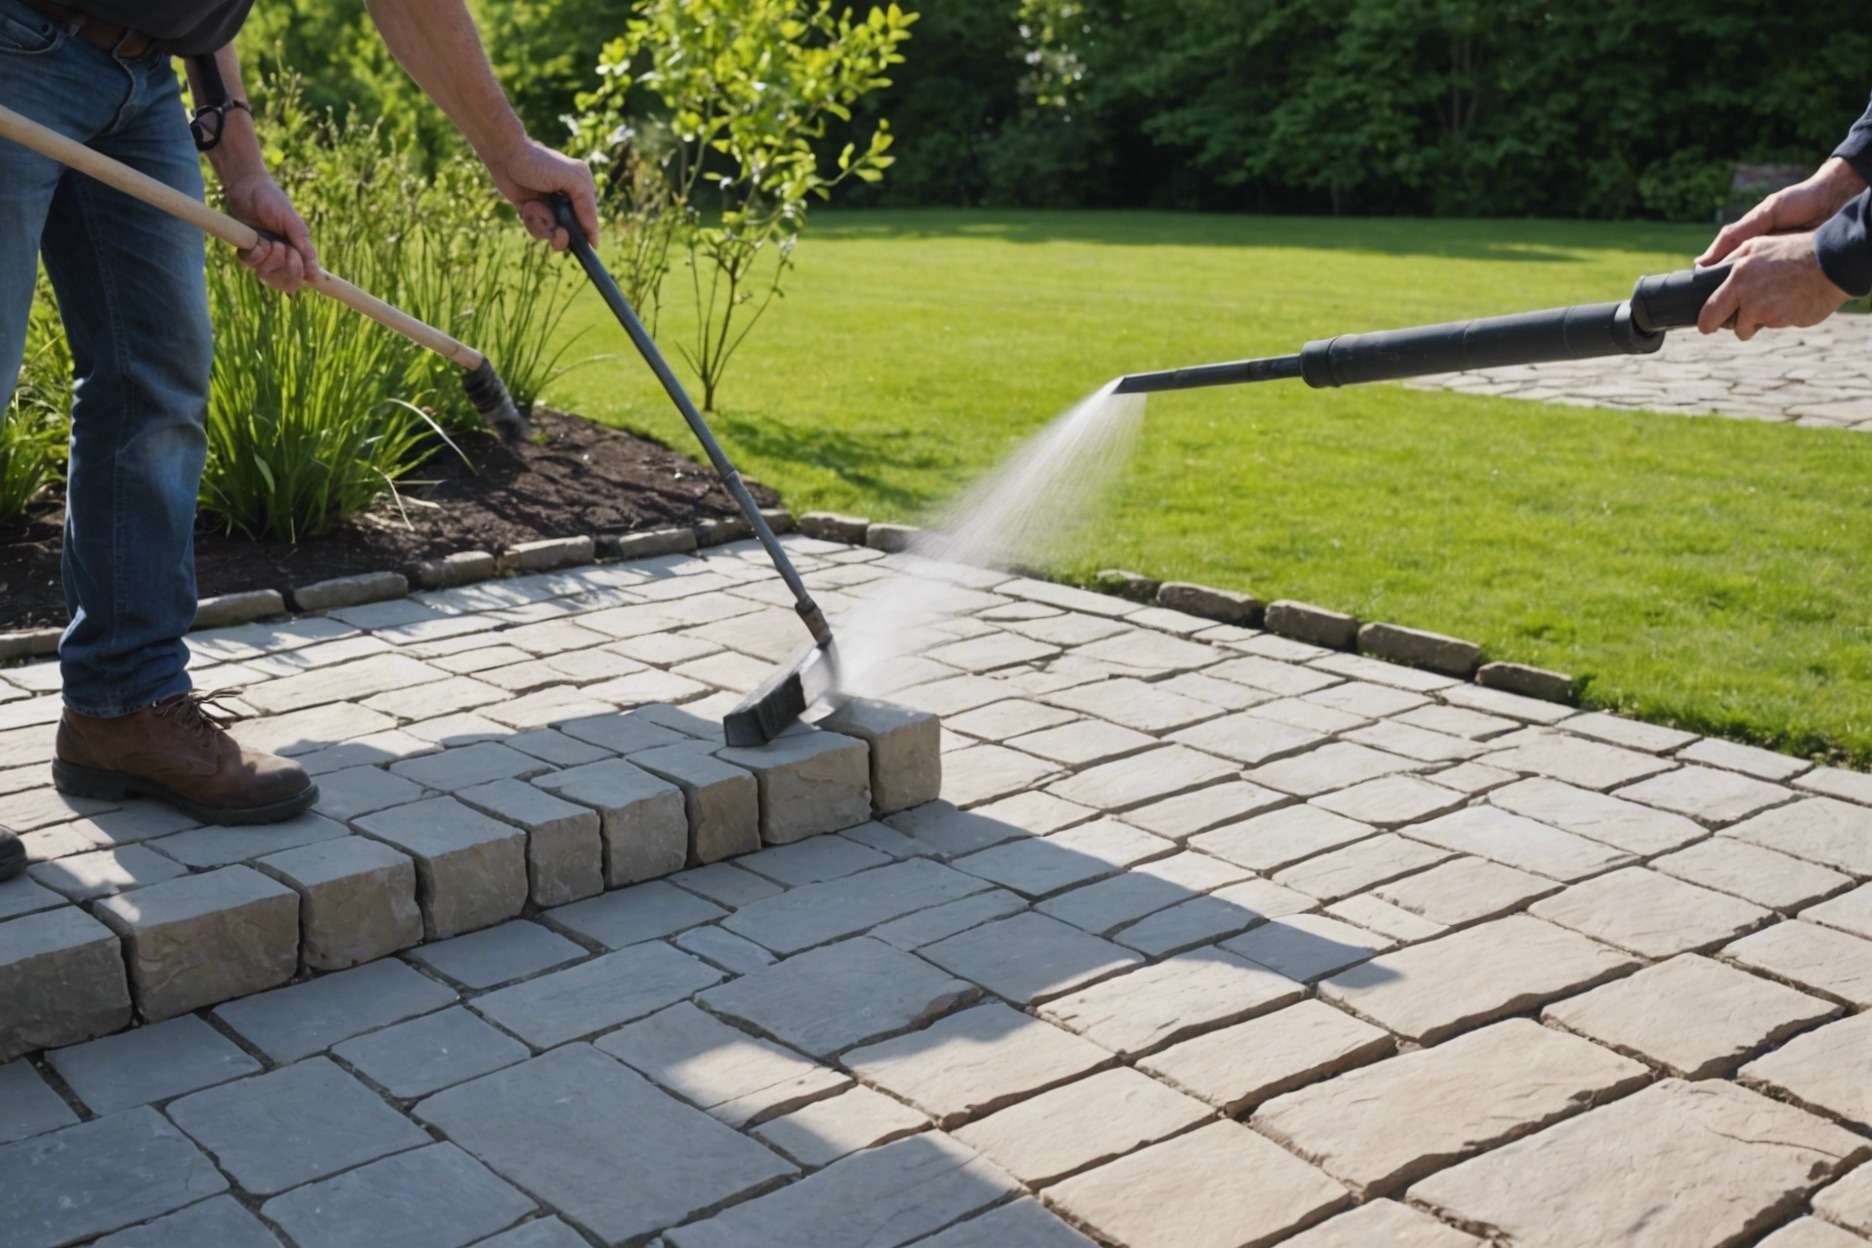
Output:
(364, 0), (528, 164)
(189, 46), (267, 187)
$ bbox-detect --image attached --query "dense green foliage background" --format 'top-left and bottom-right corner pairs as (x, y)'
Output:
(240, 0), (1870, 221)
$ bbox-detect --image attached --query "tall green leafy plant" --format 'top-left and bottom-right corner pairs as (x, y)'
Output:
(572, 0), (916, 411)
(1, 279), (71, 523)
(198, 68), (580, 540)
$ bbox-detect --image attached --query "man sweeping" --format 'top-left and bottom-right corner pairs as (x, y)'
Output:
(0, 0), (598, 882)
(1695, 90), (1872, 337)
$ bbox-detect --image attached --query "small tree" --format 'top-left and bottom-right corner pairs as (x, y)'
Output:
(573, 0), (916, 410)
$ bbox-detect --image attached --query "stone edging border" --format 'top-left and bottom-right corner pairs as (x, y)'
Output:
(0, 508), (794, 663)
(795, 509), (1575, 706)
(1, 503), (1568, 710)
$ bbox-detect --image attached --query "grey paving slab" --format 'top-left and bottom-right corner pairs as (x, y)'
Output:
(48, 1015), (261, 1116)
(699, 936), (977, 1058)
(1281, 1200), (1480, 1248)
(1407, 1078), (1869, 1248)
(673, 924), (776, 974)
(471, 940), (724, 1048)
(595, 1001), (849, 1126)
(91, 1195), (284, 1248)
(1112, 876), (1314, 958)
(151, 811), (349, 869)
(1545, 953), (1841, 1079)
(1035, 852), (1249, 935)
(1739, 1010), (1872, 1133)
(1724, 920), (1872, 1007)
(416, 1044), (794, 1248)
(884, 801), (1031, 858)
(1655, 838), (1852, 912)
(1487, 776), (1704, 855)
(1047, 744), (1236, 811)
(1044, 1120), (1347, 1248)
(869, 888), (1030, 950)
(214, 957), (457, 1063)
(0, 1108), (229, 1248)
(0, 874), (66, 922)
(734, 834), (893, 886)
(310, 764), (427, 821)
(0, 1059), (76, 1145)
(1253, 1018), (1647, 1198)
(751, 1085), (930, 1168)
(723, 857), (987, 954)
(922, 912), (1140, 1005)
(1319, 915), (1640, 1044)
(469, 1218), (590, 1248)
(261, 1142), (535, 1248)
(670, 860), (785, 908)
(1039, 947), (1304, 1057)
(406, 919), (587, 990)
(1140, 999), (1395, 1115)
(844, 1002), (1110, 1128)
(951, 1066), (1211, 1188)
(909, 1198), (1097, 1248)
(1727, 798), (1872, 877)
(166, 1057), (430, 1195)
(334, 1006), (532, 1099)
(28, 844), (185, 902)
(665, 1132), (1018, 1248)
(950, 819), (1172, 899)
(546, 879), (726, 950)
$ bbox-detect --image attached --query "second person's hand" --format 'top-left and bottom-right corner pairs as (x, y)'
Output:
(1696, 231), (1850, 340)
(1698, 157), (1866, 267)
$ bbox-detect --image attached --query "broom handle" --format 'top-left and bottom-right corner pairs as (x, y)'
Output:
(0, 101), (486, 372)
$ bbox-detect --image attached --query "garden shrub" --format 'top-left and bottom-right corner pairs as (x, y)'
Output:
(196, 70), (579, 541)
(0, 278), (70, 524)
(570, 0), (916, 411)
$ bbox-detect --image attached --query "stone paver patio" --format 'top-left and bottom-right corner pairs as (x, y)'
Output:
(2, 533), (1870, 1247)
(1412, 312), (1872, 429)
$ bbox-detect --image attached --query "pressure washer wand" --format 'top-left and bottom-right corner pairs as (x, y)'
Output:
(550, 197), (837, 746)
(1116, 265), (1731, 395)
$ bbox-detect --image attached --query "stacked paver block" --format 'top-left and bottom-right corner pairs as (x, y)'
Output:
(535, 759), (689, 884)
(459, 778), (604, 907)
(95, 866), (298, 1022)
(0, 906), (131, 1060)
(354, 798), (527, 939)
(257, 836), (423, 971)
(631, 743), (761, 862)
(822, 698), (941, 814)
(718, 728), (872, 844)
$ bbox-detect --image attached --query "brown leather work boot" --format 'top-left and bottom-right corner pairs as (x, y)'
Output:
(52, 692), (317, 825)
(0, 829), (21, 882)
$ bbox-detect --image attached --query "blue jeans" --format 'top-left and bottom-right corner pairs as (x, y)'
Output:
(0, 0), (211, 717)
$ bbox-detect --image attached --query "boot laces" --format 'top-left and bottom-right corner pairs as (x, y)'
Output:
(152, 690), (243, 746)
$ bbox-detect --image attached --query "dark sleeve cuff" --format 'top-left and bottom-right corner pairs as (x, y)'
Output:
(1815, 190), (1872, 298)
(1837, 91), (1872, 184)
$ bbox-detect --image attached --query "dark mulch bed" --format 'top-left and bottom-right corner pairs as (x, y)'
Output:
(0, 409), (778, 632)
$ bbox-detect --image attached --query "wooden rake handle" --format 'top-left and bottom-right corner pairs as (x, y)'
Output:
(0, 101), (485, 372)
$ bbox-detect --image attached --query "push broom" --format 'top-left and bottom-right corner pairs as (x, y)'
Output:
(0, 102), (530, 441)
(549, 197), (837, 747)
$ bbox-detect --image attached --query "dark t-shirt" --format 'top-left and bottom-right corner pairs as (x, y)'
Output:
(81, 0), (254, 54)
(1815, 91), (1872, 298)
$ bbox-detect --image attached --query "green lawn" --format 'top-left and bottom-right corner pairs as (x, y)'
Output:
(544, 210), (1872, 766)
